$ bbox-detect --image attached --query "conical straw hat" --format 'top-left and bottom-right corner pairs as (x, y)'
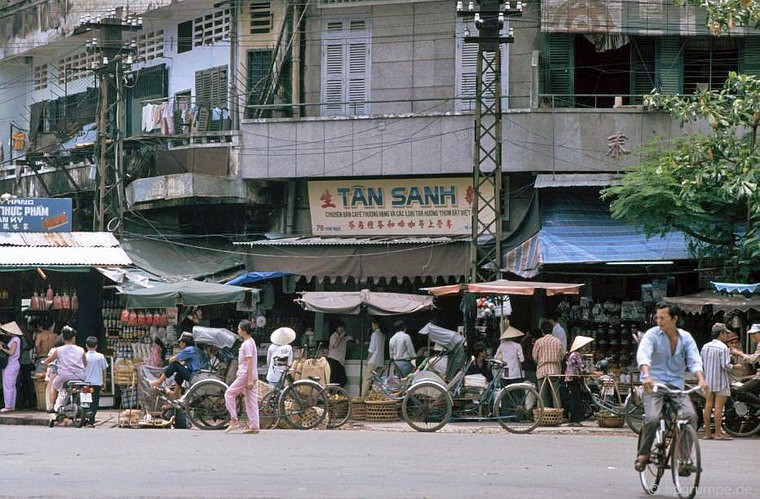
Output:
(270, 327), (296, 346)
(500, 322), (524, 340)
(569, 335), (594, 352)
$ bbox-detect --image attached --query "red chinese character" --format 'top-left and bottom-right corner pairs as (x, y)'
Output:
(358, 221), (365, 229)
(367, 221), (374, 229)
(388, 221), (395, 228)
(348, 221), (356, 230)
(428, 220), (434, 228)
(408, 221), (415, 228)
(377, 221), (384, 229)
(398, 220), (405, 227)
(419, 220), (425, 229)
(320, 189), (336, 208)
(465, 186), (474, 205)
(437, 219), (443, 228)
(445, 219), (453, 228)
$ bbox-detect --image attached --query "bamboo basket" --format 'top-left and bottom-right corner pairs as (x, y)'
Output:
(534, 407), (563, 426)
(596, 413), (624, 428)
(365, 400), (400, 422)
(350, 399), (366, 421)
(34, 377), (48, 411)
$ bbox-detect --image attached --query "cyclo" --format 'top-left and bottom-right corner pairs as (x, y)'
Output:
(138, 327), (239, 430)
(394, 323), (544, 433)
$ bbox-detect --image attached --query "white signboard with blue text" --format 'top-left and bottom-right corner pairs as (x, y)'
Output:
(0, 197), (72, 232)
(307, 177), (494, 236)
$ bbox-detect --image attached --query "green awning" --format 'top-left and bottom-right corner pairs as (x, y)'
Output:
(119, 280), (258, 309)
(0, 266), (92, 273)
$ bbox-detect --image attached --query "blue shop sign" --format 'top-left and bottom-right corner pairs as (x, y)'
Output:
(0, 197), (72, 232)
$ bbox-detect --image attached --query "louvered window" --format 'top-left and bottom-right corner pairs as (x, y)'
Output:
(741, 38), (760, 77)
(57, 51), (98, 84)
(250, 1), (272, 34)
(195, 65), (228, 108)
(630, 38), (656, 104)
(321, 19), (370, 116)
(543, 33), (575, 108)
(455, 20), (509, 112)
(130, 30), (165, 62)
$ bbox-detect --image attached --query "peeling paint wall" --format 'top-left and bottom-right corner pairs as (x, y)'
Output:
(0, 0), (173, 60)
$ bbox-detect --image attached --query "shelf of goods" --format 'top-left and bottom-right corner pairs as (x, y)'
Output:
(102, 298), (170, 360)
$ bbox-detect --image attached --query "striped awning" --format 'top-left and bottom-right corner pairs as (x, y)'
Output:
(0, 232), (131, 267)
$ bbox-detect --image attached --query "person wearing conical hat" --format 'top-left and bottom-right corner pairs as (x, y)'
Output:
(495, 320), (525, 383)
(0, 321), (25, 412)
(564, 335), (594, 426)
(266, 327), (295, 386)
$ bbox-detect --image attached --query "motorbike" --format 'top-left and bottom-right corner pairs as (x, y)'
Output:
(722, 380), (760, 437)
(49, 380), (94, 428)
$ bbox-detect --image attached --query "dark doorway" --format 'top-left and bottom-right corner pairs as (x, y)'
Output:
(574, 36), (630, 108)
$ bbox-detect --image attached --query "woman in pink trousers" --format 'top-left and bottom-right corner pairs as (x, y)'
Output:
(224, 319), (260, 434)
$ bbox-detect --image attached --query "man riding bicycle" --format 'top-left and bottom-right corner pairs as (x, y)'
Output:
(634, 302), (708, 474)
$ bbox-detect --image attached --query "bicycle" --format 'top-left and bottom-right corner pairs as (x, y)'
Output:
(401, 358), (544, 433)
(258, 367), (329, 430)
(626, 384), (705, 435)
(324, 383), (352, 429)
(638, 384), (702, 499)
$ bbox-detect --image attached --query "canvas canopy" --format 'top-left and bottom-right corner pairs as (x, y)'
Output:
(422, 279), (583, 297)
(296, 289), (434, 316)
(120, 280), (257, 309)
(665, 290), (760, 315)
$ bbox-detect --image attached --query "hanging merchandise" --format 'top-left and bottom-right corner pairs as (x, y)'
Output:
(71, 292), (78, 310)
(61, 291), (71, 310)
(46, 285), (54, 302)
(31, 292), (40, 310)
(128, 310), (138, 326)
(52, 293), (62, 310)
(121, 308), (130, 324)
(11, 131), (26, 151)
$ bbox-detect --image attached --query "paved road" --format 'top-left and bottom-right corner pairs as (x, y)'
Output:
(1, 425), (757, 498)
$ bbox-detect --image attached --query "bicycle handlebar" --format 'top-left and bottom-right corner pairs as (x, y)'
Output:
(651, 383), (702, 396)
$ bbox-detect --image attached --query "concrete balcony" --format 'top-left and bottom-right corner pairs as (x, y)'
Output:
(0, 154), (96, 198)
(239, 106), (705, 179)
(125, 173), (247, 210)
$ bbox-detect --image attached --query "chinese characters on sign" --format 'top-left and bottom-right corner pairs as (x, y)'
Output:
(606, 131), (630, 158)
(308, 177), (494, 236)
(0, 197), (72, 232)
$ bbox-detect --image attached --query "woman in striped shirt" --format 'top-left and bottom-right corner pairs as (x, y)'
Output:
(700, 323), (740, 440)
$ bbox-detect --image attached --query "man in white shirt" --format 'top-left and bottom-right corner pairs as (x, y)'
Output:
(389, 320), (415, 378)
(548, 314), (568, 353)
(362, 319), (385, 397)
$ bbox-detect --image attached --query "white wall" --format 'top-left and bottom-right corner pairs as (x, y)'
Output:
(0, 61), (32, 153)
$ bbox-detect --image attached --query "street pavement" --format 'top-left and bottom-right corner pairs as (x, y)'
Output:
(1, 411), (758, 498)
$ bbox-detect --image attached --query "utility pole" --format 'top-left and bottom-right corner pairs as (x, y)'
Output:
(457, 1), (522, 282)
(74, 8), (142, 232)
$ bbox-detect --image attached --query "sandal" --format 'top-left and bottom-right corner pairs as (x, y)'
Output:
(634, 455), (651, 472)
(224, 421), (240, 434)
(714, 435), (733, 441)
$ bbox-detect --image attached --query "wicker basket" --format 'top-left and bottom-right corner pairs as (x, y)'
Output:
(365, 400), (399, 422)
(596, 413), (624, 428)
(350, 400), (366, 421)
(34, 377), (48, 411)
(534, 407), (563, 426)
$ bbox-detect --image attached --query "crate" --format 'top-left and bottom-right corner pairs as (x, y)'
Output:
(34, 377), (48, 411)
(365, 400), (399, 422)
(534, 407), (563, 426)
(350, 400), (366, 421)
(596, 413), (624, 428)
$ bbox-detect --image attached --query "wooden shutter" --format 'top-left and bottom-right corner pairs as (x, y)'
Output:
(458, 40), (478, 111)
(324, 42), (345, 115)
(630, 38), (656, 103)
(545, 34), (574, 107)
(656, 37), (683, 95)
(740, 37), (760, 77)
(322, 20), (369, 116)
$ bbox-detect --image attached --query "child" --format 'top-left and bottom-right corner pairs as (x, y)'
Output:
(84, 336), (109, 425)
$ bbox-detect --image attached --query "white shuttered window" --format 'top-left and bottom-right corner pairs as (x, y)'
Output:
(321, 19), (371, 116)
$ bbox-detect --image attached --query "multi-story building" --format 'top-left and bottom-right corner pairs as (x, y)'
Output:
(1, 1), (757, 289)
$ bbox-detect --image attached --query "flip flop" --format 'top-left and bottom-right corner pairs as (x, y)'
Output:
(714, 435), (733, 441)
(700, 435), (714, 440)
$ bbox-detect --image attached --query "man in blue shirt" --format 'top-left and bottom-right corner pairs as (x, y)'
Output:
(149, 332), (206, 388)
(634, 302), (708, 474)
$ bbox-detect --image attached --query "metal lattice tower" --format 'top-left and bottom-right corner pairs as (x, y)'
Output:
(458, 1), (522, 282)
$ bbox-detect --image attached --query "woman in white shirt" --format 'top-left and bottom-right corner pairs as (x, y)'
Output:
(267, 327), (295, 386)
(495, 322), (525, 384)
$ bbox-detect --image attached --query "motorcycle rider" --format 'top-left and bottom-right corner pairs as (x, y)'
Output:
(42, 326), (87, 410)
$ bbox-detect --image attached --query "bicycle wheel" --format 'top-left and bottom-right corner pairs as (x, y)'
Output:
(279, 380), (328, 430)
(259, 392), (280, 430)
(722, 397), (760, 437)
(671, 424), (701, 499)
(401, 382), (452, 433)
(325, 385), (352, 429)
(625, 392), (644, 435)
(494, 384), (543, 434)
(639, 432), (668, 495)
(71, 406), (86, 428)
(184, 379), (230, 430)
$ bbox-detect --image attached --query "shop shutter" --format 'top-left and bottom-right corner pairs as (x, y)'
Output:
(630, 37), (656, 103)
(740, 37), (760, 76)
(544, 33), (574, 107)
(656, 37), (683, 95)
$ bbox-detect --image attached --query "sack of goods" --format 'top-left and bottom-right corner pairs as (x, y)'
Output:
(464, 374), (488, 389)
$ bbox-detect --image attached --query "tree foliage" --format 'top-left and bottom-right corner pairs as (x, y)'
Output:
(683, 0), (760, 33)
(601, 73), (760, 281)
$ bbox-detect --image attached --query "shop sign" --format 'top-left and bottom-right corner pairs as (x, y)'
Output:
(308, 177), (494, 236)
(0, 197), (72, 232)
